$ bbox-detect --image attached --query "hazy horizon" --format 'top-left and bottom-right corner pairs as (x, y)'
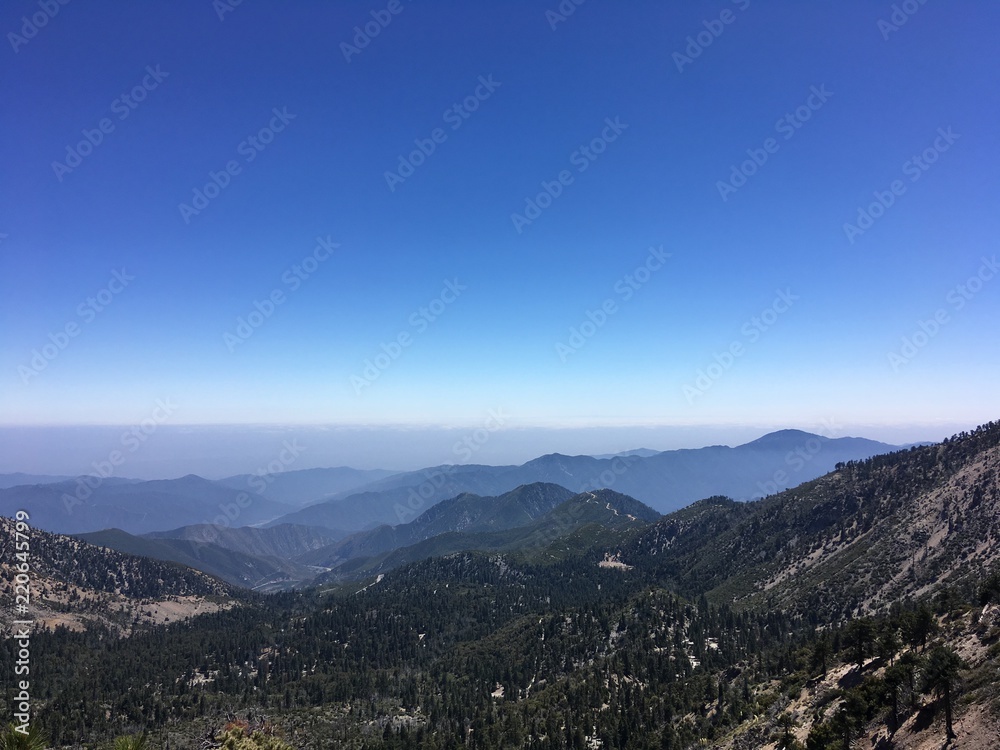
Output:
(0, 419), (975, 480)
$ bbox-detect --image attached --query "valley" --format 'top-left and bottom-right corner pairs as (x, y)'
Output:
(2, 423), (998, 748)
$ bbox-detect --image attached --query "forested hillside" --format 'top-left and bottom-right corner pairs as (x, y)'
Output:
(619, 422), (1000, 619)
(0, 517), (236, 635)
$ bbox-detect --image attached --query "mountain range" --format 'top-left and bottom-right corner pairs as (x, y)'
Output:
(0, 474), (293, 536)
(79, 523), (339, 590)
(3, 421), (998, 749)
(268, 429), (901, 532)
(306, 486), (661, 584)
(0, 429), (901, 540)
(0, 428), (909, 594)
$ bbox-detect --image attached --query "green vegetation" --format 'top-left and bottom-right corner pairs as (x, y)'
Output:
(0, 724), (46, 750)
(111, 732), (149, 750)
(1, 421), (998, 748)
(217, 724), (294, 750)
(920, 645), (965, 740)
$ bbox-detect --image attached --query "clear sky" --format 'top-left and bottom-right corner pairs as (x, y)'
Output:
(2, 1), (998, 473)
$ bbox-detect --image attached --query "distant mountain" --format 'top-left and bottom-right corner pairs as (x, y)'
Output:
(516, 431), (898, 510)
(216, 466), (397, 508)
(271, 430), (902, 531)
(0, 472), (78, 489)
(77, 528), (315, 590)
(562, 488), (662, 525)
(0, 474), (292, 535)
(299, 483), (575, 568)
(66, 482), (648, 589)
(314, 488), (660, 582)
(590, 448), (662, 459)
(267, 463), (515, 532)
(416, 481), (578, 533)
(147, 522), (342, 560)
(0, 430), (904, 540)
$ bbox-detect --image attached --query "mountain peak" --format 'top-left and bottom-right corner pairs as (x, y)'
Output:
(170, 473), (211, 483)
(564, 488), (661, 523)
(739, 429), (825, 449)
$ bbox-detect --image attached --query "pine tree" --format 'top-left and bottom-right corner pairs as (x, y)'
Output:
(920, 645), (964, 741)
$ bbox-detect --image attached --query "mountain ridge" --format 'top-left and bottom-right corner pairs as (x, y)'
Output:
(617, 421), (1000, 620)
(312, 487), (661, 583)
(269, 429), (904, 532)
(4, 422), (998, 749)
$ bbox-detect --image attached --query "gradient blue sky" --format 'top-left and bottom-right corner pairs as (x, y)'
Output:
(2, 1), (999, 472)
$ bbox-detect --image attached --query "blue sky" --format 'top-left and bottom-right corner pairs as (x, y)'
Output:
(2, 1), (999, 472)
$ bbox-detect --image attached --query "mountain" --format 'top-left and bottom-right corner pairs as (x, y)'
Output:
(147, 522), (342, 559)
(78, 527), (319, 590)
(271, 430), (901, 531)
(590, 448), (662, 459)
(0, 515), (236, 634)
(0, 474), (293, 535)
(269, 463), (517, 532)
(0, 472), (77, 489)
(70, 483), (643, 588)
(314, 487), (661, 582)
(561, 487), (662, 524)
(298, 482), (575, 568)
(216, 466), (398, 508)
(2, 430), (898, 538)
(617, 422), (1000, 619)
(413, 481), (579, 533)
